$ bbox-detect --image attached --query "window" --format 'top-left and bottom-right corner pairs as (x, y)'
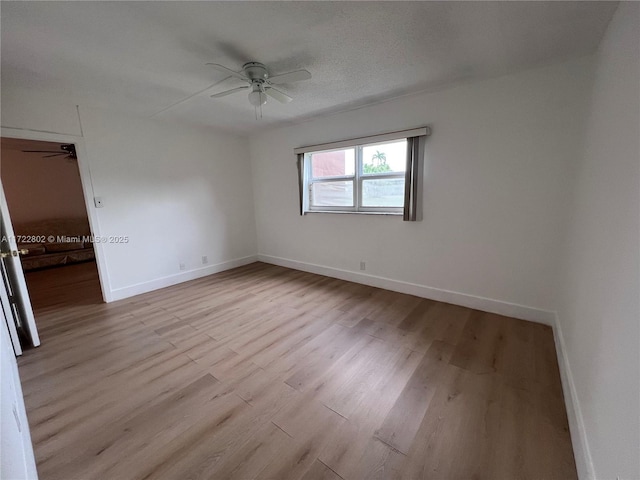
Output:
(306, 139), (406, 213)
(296, 127), (429, 219)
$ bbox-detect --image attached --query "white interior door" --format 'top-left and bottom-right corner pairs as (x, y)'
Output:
(0, 179), (39, 347)
(0, 297), (39, 479)
(0, 265), (22, 355)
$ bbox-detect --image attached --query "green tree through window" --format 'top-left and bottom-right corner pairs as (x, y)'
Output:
(364, 150), (391, 173)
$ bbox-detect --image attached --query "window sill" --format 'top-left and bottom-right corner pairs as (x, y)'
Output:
(304, 210), (403, 216)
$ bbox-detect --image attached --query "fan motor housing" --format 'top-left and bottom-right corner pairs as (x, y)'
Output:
(243, 62), (269, 81)
(61, 144), (77, 158)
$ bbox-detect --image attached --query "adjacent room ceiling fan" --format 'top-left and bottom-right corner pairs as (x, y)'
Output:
(21, 144), (77, 160)
(207, 62), (311, 108)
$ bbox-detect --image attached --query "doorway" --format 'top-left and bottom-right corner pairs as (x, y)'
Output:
(1, 136), (106, 350)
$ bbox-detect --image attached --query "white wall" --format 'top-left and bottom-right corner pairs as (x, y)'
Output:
(250, 58), (593, 321)
(556, 4), (640, 480)
(1, 94), (257, 301)
(79, 106), (257, 298)
(1, 148), (89, 225)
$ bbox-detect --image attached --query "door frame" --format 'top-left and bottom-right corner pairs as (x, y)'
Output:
(0, 261), (23, 355)
(1, 127), (111, 303)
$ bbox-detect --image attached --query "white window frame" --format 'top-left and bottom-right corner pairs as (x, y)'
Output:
(304, 139), (407, 215)
(296, 127), (430, 217)
(306, 146), (356, 212)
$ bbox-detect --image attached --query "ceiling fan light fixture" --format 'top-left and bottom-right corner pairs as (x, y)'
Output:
(207, 62), (311, 110)
(248, 89), (267, 107)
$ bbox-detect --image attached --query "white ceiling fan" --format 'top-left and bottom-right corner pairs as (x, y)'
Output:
(21, 144), (77, 160)
(207, 62), (311, 108)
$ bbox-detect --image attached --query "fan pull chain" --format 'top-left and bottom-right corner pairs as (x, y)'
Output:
(254, 103), (263, 120)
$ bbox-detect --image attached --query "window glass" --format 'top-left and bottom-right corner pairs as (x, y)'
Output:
(361, 178), (405, 207)
(310, 181), (354, 207)
(362, 140), (407, 174)
(311, 148), (355, 178)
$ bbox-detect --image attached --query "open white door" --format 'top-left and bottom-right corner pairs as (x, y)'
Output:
(0, 179), (39, 347)
(0, 291), (39, 479)
(0, 266), (22, 355)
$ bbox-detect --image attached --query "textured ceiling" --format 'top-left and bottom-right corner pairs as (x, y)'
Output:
(1, 1), (617, 134)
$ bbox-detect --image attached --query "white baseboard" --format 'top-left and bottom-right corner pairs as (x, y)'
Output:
(257, 254), (556, 325)
(551, 313), (595, 480)
(108, 255), (258, 302)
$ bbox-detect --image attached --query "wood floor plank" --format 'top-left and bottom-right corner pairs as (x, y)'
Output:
(320, 337), (400, 419)
(43, 374), (221, 479)
(130, 391), (251, 480)
(319, 347), (423, 479)
(351, 437), (406, 480)
(16, 261), (577, 480)
(449, 310), (509, 374)
(398, 364), (499, 479)
(282, 319), (374, 392)
(258, 400), (345, 480)
(396, 298), (436, 331)
(33, 353), (206, 469)
(374, 340), (454, 454)
(300, 459), (344, 480)
(202, 420), (292, 480)
(486, 377), (577, 479)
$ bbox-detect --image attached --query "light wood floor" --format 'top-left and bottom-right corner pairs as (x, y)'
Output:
(18, 261), (577, 480)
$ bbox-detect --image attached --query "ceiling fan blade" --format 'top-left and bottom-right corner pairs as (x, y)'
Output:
(265, 86), (292, 104)
(210, 86), (249, 98)
(21, 150), (64, 153)
(61, 145), (77, 158)
(268, 69), (311, 85)
(206, 63), (249, 82)
(42, 153), (66, 158)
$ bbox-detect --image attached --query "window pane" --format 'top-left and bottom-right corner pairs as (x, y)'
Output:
(311, 181), (354, 207)
(311, 148), (355, 178)
(362, 140), (407, 174)
(361, 178), (405, 207)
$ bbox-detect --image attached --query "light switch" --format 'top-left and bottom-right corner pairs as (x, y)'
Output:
(94, 197), (104, 208)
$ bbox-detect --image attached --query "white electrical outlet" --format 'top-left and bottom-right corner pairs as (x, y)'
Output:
(360, 261), (366, 271)
(202, 256), (208, 265)
(179, 262), (186, 271)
